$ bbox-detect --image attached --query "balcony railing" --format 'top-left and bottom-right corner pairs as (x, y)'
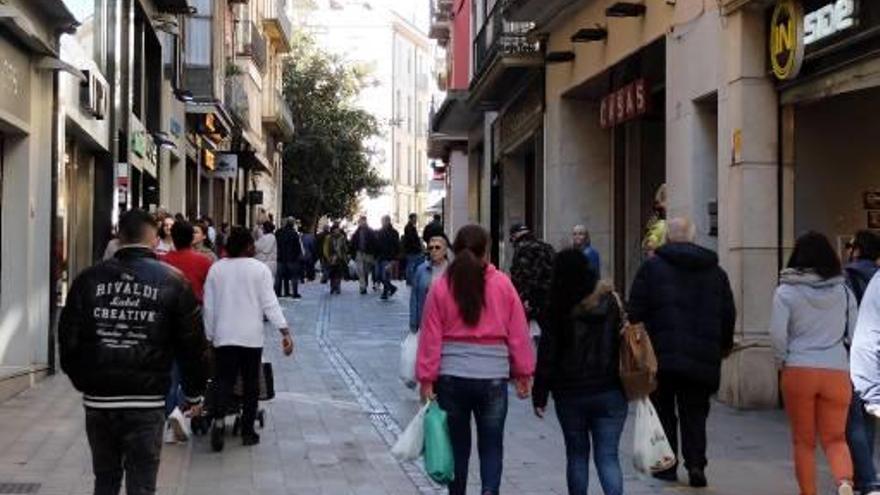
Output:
(235, 21), (267, 73)
(429, 0), (453, 42)
(263, 89), (294, 140)
(225, 74), (250, 127)
(263, 0), (293, 52)
(472, 2), (537, 78)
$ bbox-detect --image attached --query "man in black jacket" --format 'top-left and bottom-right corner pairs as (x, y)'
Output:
(59, 209), (208, 495)
(377, 215), (401, 299)
(402, 213), (424, 286)
(350, 216), (378, 294)
(275, 217), (303, 298)
(509, 223), (555, 344)
(627, 217), (736, 488)
(422, 213), (444, 244)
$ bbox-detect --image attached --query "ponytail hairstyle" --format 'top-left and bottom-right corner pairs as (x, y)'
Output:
(447, 225), (490, 326)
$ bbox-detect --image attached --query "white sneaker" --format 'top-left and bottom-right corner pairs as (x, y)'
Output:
(168, 407), (191, 442)
(163, 424), (177, 444)
(838, 481), (854, 495)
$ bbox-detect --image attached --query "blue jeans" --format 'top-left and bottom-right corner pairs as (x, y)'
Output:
(436, 376), (508, 495)
(164, 362), (182, 417)
(554, 389), (628, 495)
(847, 388), (879, 491)
(406, 253), (424, 286)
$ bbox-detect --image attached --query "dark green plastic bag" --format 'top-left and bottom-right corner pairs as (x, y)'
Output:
(423, 400), (455, 485)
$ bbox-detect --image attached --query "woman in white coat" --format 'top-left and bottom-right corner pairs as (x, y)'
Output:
(254, 222), (278, 278)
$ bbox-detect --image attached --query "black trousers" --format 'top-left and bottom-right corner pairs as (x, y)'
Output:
(275, 261), (301, 297)
(213, 346), (262, 436)
(85, 408), (165, 495)
(650, 371), (713, 471)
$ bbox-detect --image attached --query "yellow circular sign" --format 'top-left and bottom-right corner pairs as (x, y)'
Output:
(769, 0), (805, 80)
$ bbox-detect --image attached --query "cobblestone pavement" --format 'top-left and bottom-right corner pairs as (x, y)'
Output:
(0, 280), (842, 494)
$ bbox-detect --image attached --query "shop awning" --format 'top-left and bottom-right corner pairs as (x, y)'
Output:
(431, 91), (480, 135)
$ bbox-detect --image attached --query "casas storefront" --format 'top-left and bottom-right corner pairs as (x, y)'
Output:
(770, 0), (880, 254)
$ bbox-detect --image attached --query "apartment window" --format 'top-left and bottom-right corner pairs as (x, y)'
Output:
(407, 96), (413, 132)
(187, 0), (213, 66)
(407, 146), (413, 186)
(395, 143), (402, 183)
(395, 90), (402, 123)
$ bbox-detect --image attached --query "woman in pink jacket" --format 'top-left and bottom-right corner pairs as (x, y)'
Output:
(417, 225), (535, 495)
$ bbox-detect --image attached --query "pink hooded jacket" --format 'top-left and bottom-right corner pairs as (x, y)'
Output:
(416, 264), (536, 384)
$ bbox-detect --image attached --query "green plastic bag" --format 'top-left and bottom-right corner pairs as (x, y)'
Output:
(423, 400), (455, 485)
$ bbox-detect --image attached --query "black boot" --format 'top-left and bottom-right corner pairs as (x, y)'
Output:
(653, 466), (678, 482)
(688, 469), (707, 488)
(210, 419), (225, 452)
(242, 431), (260, 446)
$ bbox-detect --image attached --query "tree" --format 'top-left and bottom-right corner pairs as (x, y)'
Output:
(281, 32), (386, 232)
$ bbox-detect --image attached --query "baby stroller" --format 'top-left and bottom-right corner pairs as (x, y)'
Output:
(191, 359), (275, 439)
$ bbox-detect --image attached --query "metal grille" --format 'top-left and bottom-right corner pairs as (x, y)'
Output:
(0, 483), (41, 494)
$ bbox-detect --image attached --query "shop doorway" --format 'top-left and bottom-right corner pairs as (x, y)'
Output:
(612, 95), (666, 293)
(790, 87), (880, 256)
(694, 94), (719, 251)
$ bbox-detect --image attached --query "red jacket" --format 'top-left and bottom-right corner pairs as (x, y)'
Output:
(161, 248), (213, 303)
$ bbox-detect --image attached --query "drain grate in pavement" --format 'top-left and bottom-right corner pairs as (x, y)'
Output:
(316, 295), (444, 495)
(0, 483), (41, 494)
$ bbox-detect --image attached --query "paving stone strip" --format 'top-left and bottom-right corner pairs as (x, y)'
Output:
(314, 293), (444, 494)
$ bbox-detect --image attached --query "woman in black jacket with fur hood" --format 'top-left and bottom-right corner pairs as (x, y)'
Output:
(533, 249), (626, 495)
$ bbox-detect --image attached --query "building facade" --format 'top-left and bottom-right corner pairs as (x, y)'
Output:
(302, 0), (433, 229)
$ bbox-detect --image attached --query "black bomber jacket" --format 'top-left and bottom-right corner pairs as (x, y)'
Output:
(59, 246), (208, 409)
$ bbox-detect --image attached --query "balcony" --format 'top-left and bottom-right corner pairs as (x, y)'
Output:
(429, 0), (453, 45)
(263, 89), (295, 141)
(505, 0), (581, 24)
(236, 21), (267, 73)
(155, 0), (194, 13)
(469, 2), (542, 108)
(225, 74), (250, 128)
(263, 0), (293, 53)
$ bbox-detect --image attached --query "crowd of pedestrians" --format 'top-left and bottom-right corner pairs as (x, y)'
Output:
(52, 201), (880, 495)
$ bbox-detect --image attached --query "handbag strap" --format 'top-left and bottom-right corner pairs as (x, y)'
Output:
(610, 291), (629, 334)
(843, 284), (851, 348)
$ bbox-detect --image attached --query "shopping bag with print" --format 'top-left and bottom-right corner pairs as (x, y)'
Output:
(632, 397), (676, 474)
(399, 331), (419, 389)
(391, 402), (429, 461)
(423, 401), (455, 485)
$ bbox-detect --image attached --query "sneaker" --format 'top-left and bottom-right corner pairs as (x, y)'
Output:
(210, 419), (225, 452)
(242, 432), (260, 446)
(168, 407), (191, 442)
(688, 469), (707, 488)
(839, 482), (854, 495)
(389, 285), (398, 297)
(163, 424), (177, 444)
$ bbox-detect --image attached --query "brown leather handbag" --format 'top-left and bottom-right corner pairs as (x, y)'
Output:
(612, 292), (658, 401)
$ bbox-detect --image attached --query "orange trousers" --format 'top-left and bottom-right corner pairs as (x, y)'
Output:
(781, 367), (853, 495)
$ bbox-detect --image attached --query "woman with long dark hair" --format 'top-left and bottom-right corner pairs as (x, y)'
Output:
(771, 231), (858, 495)
(533, 249), (625, 495)
(416, 225), (535, 495)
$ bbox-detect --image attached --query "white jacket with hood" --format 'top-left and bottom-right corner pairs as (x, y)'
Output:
(852, 273), (880, 406)
(770, 269), (856, 371)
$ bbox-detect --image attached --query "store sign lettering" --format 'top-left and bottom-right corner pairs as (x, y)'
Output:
(599, 79), (648, 129)
(770, 0), (805, 80)
(804, 0), (857, 46)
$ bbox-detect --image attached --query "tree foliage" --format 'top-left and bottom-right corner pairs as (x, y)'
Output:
(281, 32), (386, 231)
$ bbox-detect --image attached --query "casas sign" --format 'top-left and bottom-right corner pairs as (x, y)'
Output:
(599, 79), (649, 129)
(770, 0), (805, 80)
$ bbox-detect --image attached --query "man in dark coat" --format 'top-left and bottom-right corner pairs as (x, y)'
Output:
(627, 217), (736, 488)
(350, 216), (379, 294)
(275, 217), (303, 298)
(422, 214), (445, 245)
(402, 213), (424, 286)
(376, 215), (401, 299)
(509, 223), (555, 343)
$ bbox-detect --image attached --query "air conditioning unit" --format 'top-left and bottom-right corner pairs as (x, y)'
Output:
(80, 69), (108, 120)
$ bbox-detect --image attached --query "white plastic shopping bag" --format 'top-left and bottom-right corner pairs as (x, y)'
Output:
(399, 332), (419, 389)
(391, 402), (429, 461)
(632, 397), (677, 474)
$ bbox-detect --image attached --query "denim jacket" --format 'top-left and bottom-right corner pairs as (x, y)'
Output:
(410, 260), (447, 332)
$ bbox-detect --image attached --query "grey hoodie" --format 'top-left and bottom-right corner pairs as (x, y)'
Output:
(770, 269), (857, 371)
